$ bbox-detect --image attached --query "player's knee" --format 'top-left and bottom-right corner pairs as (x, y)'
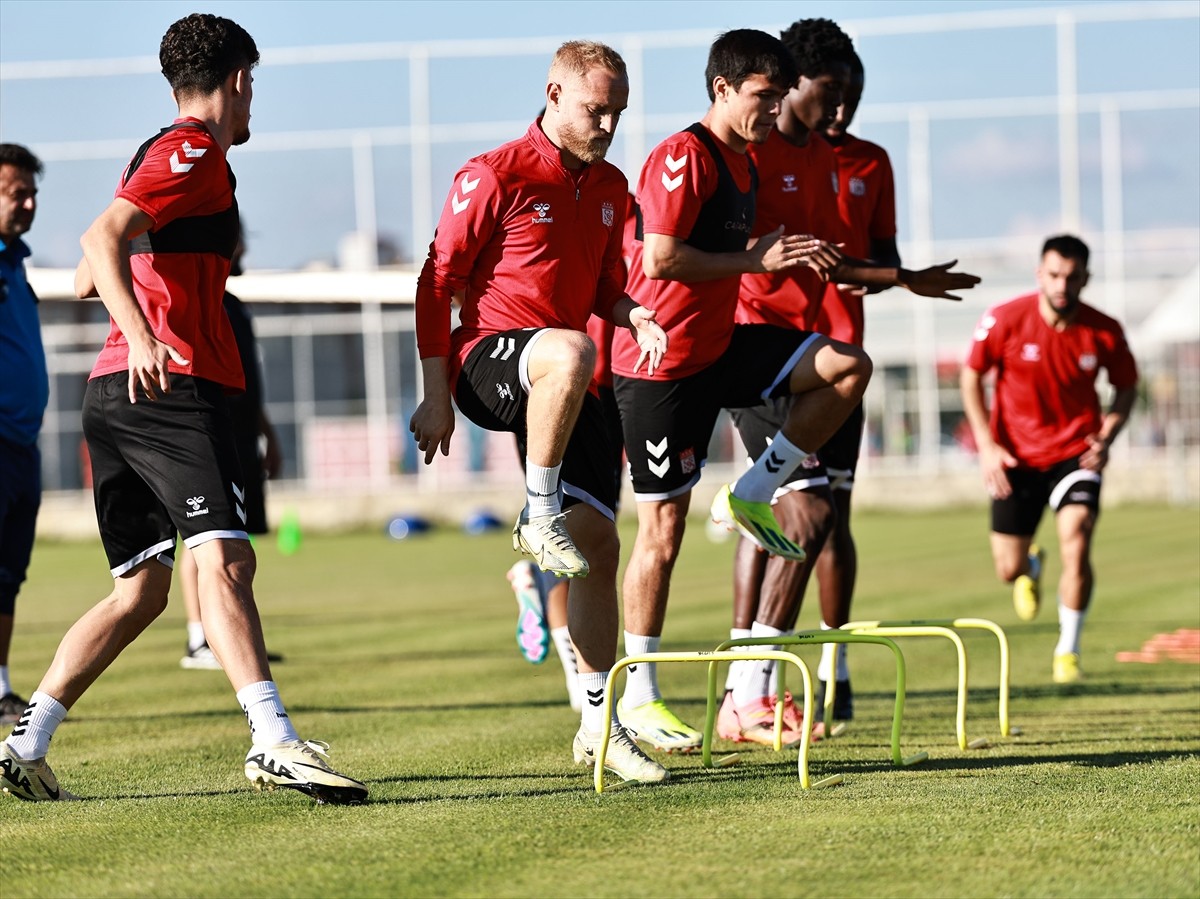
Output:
(842, 347), (873, 398)
(994, 557), (1023, 583)
(540, 329), (595, 386)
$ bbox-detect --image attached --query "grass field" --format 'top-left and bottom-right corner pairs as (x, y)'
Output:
(1, 504), (1198, 898)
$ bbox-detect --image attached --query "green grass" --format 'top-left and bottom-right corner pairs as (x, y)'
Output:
(2, 505), (1198, 898)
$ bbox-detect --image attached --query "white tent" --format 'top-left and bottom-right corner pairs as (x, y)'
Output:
(1136, 265), (1200, 349)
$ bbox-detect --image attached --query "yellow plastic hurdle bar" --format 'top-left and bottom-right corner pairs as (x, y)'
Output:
(840, 618), (1013, 738)
(709, 632), (929, 772)
(597, 650), (833, 793)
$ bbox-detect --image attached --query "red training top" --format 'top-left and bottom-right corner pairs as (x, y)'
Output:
(737, 128), (844, 331)
(815, 133), (898, 346)
(612, 126), (753, 380)
(965, 292), (1139, 469)
(90, 117), (243, 391)
(415, 121), (629, 383)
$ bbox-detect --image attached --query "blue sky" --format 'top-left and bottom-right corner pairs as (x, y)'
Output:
(2, 0), (1197, 270)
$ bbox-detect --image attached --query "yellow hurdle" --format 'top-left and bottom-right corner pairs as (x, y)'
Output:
(843, 618), (1013, 741)
(712, 632), (928, 769)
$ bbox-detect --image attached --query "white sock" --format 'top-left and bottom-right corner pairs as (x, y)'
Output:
(578, 671), (612, 733)
(733, 621), (785, 706)
(550, 626), (581, 711)
(766, 628), (795, 697)
(5, 691), (67, 759)
(187, 621), (207, 651)
(1055, 603), (1087, 656)
(621, 632), (661, 708)
(724, 628), (752, 691)
(237, 681), (300, 747)
(818, 621), (848, 682)
(526, 462), (562, 519)
(732, 432), (810, 503)
(0, 665), (11, 696)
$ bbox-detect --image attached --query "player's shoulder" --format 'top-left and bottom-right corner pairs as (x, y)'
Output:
(1075, 300), (1127, 333)
(126, 120), (224, 185)
(645, 128), (709, 167)
(981, 291), (1037, 325)
(841, 133), (892, 164)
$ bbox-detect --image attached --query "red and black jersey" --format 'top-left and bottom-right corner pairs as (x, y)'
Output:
(613, 123), (756, 380)
(737, 128), (845, 331)
(815, 133), (898, 346)
(965, 293), (1139, 469)
(90, 118), (244, 391)
(415, 120), (629, 382)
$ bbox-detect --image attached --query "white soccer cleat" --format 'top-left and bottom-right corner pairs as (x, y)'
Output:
(512, 513), (589, 578)
(572, 724), (670, 784)
(244, 739), (368, 805)
(0, 741), (80, 802)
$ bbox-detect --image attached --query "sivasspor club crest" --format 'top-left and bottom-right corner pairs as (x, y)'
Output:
(601, 201), (615, 227)
(849, 177), (866, 197)
(680, 448), (696, 475)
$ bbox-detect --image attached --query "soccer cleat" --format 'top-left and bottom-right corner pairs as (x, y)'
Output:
(572, 724), (670, 784)
(507, 560), (550, 664)
(512, 513), (589, 578)
(0, 742), (79, 802)
(716, 691), (741, 741)
(244, 740), (368, 805)
(0, 692), (29, 726)
(180, 643), (223, 670)
(780, 692), (823, 742)
(181, 643), (284, 670)
(617, 698), (703, 753)
(814, 678), (855, 721)
(710, 484), (806, 562)
(1012, 545), (1044, 621)
(719, 695), (805, 748)
(1052, 652), (1083, 684)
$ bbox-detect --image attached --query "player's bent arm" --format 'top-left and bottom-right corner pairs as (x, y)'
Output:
(80, 198), (157, 349)
(1082, 385), (1138, 472)
(642, 229), (826, 283)
(73, 257), (98, 299)
(869, 236), (902, 270)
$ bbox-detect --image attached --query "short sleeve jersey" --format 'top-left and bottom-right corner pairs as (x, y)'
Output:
(89, 118), (244, 391)
(737, 128), (845, 331)
(414, 121), (629, 381)
(814, 133), (898, 346)
(611, 126), (755, 380)
(965, 292), (1139, 469)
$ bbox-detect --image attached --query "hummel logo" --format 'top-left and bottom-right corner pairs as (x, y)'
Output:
(664, 153), (687, 173)
(461, 174), (480, 194)
(662, 172), (684, 192)
(169, 141), (206, 174)
(186, 496), (205, 510)
(490, 336), (516, 360)
(765, 451), (784, 474)
(627, 665), (638, 674)
(452, 193), (471, 214)
(531, 202), (553, 223)
(586, 688), (604, 708)
(11, 704), (33, 736)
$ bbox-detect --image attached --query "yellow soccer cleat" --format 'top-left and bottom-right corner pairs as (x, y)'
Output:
(1052, 652), (1083, 684)
(710, 484), (806, 562)
(1012, 545), (1044, 621)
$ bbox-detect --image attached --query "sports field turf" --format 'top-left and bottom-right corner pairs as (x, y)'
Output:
(2, 504), (1197, 898)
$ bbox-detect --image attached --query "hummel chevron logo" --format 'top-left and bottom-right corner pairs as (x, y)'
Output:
(645, 437), (668, 458)
(587, 688), (604, 708)
(236, 503), (247, 524)
(232, 482), (245, 502)
(665, 153), (687, 173)
(169, 140), (206, 173)
(648, 458), (670, 478)
(489, 337), (516, 360)
(452, 193), (470, 214)
(661, 172), (683, 192)
(461, 174), (480, 194)
(627, 665), (637, 674)
(765, 451), (784, 474)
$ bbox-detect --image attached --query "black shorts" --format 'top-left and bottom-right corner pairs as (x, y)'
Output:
(0, 435), (41, 614)
(991, 454), (1102, 536)
(615, 324), (822, 499)
(818, 402), (864, 491)
(456, 328), (621, 519)
(730, 397), (829, 493)
(83, 373), (250, 577)
(233, 434), (268, 535)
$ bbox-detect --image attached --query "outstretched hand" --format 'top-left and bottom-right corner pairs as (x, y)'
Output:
(752, 226), (842, 276)
(901, 260), (981, 301)
(629, 305), (669, 375)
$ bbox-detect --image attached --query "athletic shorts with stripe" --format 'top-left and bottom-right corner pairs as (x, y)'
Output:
(991, 453), (1102, 536)
(83, 373), (250, 578)
(731, 399), (864, 495)
(455, 328), (621, 520)
(614, 324), (822, 501)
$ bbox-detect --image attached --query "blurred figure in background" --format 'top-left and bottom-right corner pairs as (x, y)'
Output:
(961, 234), (1138, 683)
(179, 223), (283, 670)
(0, 143), (48, 726)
